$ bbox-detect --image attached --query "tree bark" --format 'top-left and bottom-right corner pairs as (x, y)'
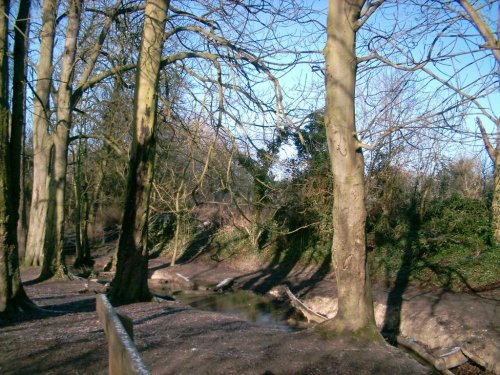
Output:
(12, 0), (31, 259)
(24, 0), (57, 268)
(492, 134), (500, 243)
(73, 137), (92, 267)
(319, 0), (379, 339)
(0, 0), (33, 317)
(109, 0), (169, 304)
(38, 0), (83, 279)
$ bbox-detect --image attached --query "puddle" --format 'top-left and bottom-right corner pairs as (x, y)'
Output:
(174, 290), (296, 332)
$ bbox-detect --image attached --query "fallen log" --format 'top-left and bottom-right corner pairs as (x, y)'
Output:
(284, 286), (328, 323)
(214, 277), (234, 291)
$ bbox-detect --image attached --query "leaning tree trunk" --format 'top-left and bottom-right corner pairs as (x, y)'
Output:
(109, 0), (169, 305)
(24, 0), (57, 268)
(0, 0), (33, 317)
(320, 0), (379, 338)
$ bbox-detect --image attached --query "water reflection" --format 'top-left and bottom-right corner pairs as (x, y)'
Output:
(175, 290), (294, 332)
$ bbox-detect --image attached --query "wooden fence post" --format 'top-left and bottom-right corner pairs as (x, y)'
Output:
(96, 294), (151, 375)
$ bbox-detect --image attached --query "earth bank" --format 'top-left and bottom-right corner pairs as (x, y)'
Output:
(0, 252), (497, 375)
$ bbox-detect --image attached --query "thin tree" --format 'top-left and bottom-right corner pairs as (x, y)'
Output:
(109, 0), (169, 304)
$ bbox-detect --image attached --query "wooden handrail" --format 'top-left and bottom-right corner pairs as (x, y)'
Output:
(96, 294), (151, 375)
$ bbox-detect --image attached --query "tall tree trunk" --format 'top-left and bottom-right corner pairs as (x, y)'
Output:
(12, 0), (31, 259)
(0, 0), (33, 317)
(24, 0), (57, 268)
(73, 144), (83, 268)
(320, 0), (379, 338)
(109, 0), (169, 305)
(490, 122), (500, 243)
(73, 136), (92, 267)
(170, 181), (184, 266)
(39, 0), (82, 279)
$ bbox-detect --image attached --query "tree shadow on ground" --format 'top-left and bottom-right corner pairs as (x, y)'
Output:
(380, 205), (490, 344)
(176, 226), (219, 264)
(0, 297), (96, 327)
(234, 232), (331, 295)
(381, 230), (417, 344)
(292, 252), (331, 295)
(381, 197), (421, 345)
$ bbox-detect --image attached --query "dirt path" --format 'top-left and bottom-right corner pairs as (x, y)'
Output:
(0, 257), (497, 375)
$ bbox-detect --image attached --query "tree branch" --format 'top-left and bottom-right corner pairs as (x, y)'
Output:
(476, 117), (496, 162)
(355, 1), (384, 31)
(457, 0), (500, 65)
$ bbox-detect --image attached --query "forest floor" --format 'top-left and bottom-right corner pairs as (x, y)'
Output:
(0, 245), (498, 375)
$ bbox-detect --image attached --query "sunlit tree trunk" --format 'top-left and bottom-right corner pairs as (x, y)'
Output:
(39, 0), (82, 279)
(320, 0), (379, 338)
(0, 0), (33, 317)
(24, 0), (57, 268)
(493, 151), (500, 243)
(109, 0), (169, 304)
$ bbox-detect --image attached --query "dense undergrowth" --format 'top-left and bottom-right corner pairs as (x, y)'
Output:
(151, 192), (499, 293)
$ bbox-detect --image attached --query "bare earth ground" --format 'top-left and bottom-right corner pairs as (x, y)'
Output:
(0, 253), (498, 375)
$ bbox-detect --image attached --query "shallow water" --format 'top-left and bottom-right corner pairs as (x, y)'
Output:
(175, 290), (295, 332)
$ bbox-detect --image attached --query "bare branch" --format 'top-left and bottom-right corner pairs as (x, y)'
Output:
(457, 0), (500, 65)
(356, 1), (384, 31)
(476, 117), (496, 162)
(357, 51), (428, 71)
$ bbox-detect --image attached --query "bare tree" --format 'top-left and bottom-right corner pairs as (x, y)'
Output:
(360, 0), (499, 242)
(319, 0), (381, 337)
(25, 0), (125, 277)
(455, 0), (500, 243)
(109, 0), (169, 304)
(0, 0), (34, 317)
(12, 0), (31, 258)
(24, 0), (58, 269)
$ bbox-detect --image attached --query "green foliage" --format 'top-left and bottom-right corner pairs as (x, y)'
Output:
(419, 194), (491, 252)
(369, 194), (498, 291)
(292, 111), (330, 171)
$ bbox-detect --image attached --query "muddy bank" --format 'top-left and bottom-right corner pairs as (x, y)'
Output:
(0, 264), (434, 375)
(146, 257), (499, 374)
(0, 256), (497, 375)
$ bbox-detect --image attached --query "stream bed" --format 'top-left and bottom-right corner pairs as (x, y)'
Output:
(174, 290), (296, 332)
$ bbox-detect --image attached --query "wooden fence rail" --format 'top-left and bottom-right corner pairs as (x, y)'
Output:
(96, 294), (151, 375)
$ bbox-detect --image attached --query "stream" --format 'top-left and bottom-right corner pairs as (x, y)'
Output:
(174, 290), (296, 332)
